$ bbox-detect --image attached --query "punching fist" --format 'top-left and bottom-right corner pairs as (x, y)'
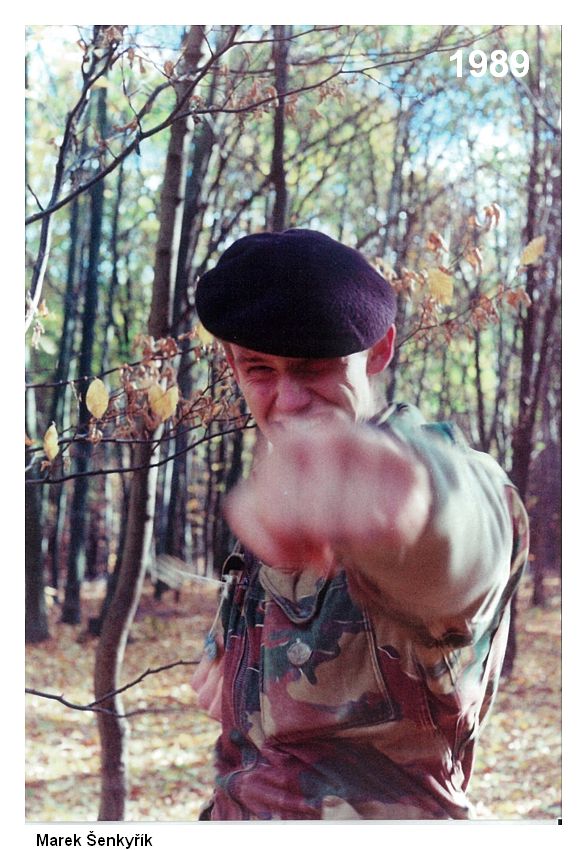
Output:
(224, 422), (432, 574)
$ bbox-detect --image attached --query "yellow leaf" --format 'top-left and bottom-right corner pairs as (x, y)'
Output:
(196, 323), (214, 346)
(85, 378), (109, 419)
(428, 268), (454, 305)
(148, 384), (179, 422)
(43, 423), (59, 461)
(520, 235), (546, 266)
(148, 384), (163, 405)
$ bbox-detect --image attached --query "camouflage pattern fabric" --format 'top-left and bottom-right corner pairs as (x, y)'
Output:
(202, 405), (530, 820)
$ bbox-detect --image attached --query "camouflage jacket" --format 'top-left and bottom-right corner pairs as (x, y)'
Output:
(203, 405), (530, 820)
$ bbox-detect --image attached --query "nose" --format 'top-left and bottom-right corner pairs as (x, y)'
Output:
(274, 374), (312, 414)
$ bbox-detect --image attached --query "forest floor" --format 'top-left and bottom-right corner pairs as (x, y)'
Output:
(25, 571), (561, 823)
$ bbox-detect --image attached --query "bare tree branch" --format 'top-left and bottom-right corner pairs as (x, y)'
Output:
(25, 27), (122, 332)
(25, 25), (495, 233)
(25, 28), (240, 230)
(26, 658), (200, 718)
(25, 421), (256, 486)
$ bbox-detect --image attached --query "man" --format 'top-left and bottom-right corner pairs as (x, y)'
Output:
(191, 228), (529, 820)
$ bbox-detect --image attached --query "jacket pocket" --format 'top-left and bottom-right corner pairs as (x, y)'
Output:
(259, 571), (398, 742)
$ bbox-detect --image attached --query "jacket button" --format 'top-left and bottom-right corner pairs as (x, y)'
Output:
(287, 640), (312, 666)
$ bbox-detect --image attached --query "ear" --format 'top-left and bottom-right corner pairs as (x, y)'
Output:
(366, 326), (396, 376)
(223, 343), (235, 370)
(223, 344), (240, 385)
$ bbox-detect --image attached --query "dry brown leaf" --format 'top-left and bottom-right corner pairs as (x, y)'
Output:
(426, 232), (449, 254)
(506, 287), (532, 309)
(484, 203), (502, 229)
(465, 247), (484, 272)
(490, 202), (502, 225)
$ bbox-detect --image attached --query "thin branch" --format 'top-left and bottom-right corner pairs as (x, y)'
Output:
(397, 279), (518, 350)
(94, 659), (197, 706)
(25, 24), (506, 234)
(497, 28), (560, 137)
(281, 25), (504, 75)
(24, 49), (365, 229)
(25, 31), (120, 331)
(25, 28), (240, 228)
(25, 422), (256, 485)
(231, 25), (339, 49)
(26, 413), (248, 455)
(26, 183), (45, 212)
(24, 342), (205, 390)
(26, 658), (200, 718)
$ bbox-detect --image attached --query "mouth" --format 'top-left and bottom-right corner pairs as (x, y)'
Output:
(269, 411), (343, 433)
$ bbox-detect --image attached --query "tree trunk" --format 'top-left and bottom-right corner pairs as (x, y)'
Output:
(379, 105), (409, 260)
(269, 25), (290, 232)
(94, 25), (204, 821)
(94, 445), (159, 819)
(204, 427), (215, 575)
(148, 29), (203, 334)
(101, 162), (125, 374)
(25, 474), (50, 643)
(88, 457), (130, 637)
(155, 103), (217, 593)
(61, 88), (108, 624)
(45, 188), (83, 590)
(173, 63), (219, 318)
(503, 26), (546, 677)
(213, 417), (244, 574)
(25, 366), (50, 643)
(24, 48), (49, 642)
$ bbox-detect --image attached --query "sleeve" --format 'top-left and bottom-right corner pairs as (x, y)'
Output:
(345, 421), (530, 628)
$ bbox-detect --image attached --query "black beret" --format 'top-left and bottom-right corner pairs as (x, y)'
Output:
(195, 229), (397, 358)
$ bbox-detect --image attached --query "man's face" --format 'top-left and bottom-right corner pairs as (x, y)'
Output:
(225, 329), (395, 442)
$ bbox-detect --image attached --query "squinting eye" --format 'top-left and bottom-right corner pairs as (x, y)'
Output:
(248, 366), (272, 375)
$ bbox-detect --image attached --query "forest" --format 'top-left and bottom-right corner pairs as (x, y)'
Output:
(25, 24), (561, 823)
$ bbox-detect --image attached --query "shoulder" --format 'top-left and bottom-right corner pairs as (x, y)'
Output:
(374, 402), (467, 447)
(374, 402), (512, 487)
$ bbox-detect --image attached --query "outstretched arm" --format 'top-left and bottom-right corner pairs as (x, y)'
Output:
(224, 420), (528, 621)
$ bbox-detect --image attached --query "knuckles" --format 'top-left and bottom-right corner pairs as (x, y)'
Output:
(278, 423), (385, 468)
(225, 423), (431, 557)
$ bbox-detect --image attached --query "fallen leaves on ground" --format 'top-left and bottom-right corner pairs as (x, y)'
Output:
(25, 573), (561, 822)
(468, 575), (561, 820)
